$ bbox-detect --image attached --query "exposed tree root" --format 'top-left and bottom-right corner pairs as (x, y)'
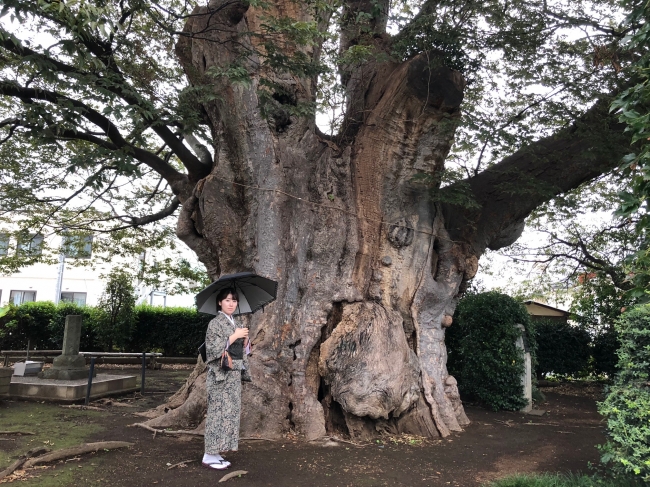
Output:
(61, 405), (106, 411)
(137, 360), (207, 429)
(167, 459), (197, 470)
(311, 436), (365, 448)
(219, 470), (248, 483)
(131, 423), (204, 437)
(0, 447), (50, 480)
(22, 442), (133, 468)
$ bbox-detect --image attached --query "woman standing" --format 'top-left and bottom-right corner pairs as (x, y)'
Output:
(202, 287), (250, 470)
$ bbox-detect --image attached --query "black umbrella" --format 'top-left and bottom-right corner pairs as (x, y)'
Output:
(195, 271), (278, 315)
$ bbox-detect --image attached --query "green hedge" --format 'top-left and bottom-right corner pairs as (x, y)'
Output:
(592, 327), (619, 377)
(128, 306), (212, 356)
(599, 305), (650, 482)
(534, 319), (591, 379)
(446, 291), (535, 411)
(0, 302), (210, 356)
(0, 302), (101, 351)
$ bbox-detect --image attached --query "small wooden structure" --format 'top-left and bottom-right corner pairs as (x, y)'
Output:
(523, 300), (570, 323)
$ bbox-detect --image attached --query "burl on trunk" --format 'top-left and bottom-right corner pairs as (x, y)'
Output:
(138, 0), (628, 440)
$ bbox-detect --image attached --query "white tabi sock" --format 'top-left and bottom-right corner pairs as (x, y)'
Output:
(203, 453), (223, 463)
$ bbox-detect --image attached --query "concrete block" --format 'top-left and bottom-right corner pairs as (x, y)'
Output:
(0, 368), (12, 395)
(9, 374), (137, 403)
(13, 361), (44, 377)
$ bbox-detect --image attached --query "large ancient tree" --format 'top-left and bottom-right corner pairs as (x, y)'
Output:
(0, 0), (632, 439)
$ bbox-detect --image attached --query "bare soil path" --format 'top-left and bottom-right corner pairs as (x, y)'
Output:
(0, 368), (606, 486)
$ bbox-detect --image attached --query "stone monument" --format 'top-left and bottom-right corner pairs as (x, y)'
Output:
(515, 324), (533, 413)
(39, 315), (92, 380)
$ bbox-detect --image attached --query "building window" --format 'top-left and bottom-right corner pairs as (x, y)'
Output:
(60, 292), (87, 306)
(62, 234), (93, 259)
(17, 234), (44, 256)
(0, 234), (9, 256)
(9, 290), (36, 305)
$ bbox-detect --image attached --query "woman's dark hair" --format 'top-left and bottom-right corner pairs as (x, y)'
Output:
(216, 287), (239, 311)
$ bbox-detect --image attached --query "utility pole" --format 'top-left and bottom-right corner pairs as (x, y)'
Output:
(54, 251), (65, 304)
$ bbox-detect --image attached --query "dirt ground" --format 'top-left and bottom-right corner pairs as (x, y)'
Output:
(0, 367), (607, 487)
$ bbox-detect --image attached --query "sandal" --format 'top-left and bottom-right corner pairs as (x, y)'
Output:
(202, 460), (229, 470)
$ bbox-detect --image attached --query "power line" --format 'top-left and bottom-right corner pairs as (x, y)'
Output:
(208, 174), (454, 241)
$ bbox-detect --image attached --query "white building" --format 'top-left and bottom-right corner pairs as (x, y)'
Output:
(0, 232), (195, 308)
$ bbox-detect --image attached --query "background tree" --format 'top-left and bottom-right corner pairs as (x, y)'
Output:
(0, 0), (635, 439)
(96, 268), (136, 351)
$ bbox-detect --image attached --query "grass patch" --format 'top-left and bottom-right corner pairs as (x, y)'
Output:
(0, 400), (105, 486)
(484, 473), (641, 487)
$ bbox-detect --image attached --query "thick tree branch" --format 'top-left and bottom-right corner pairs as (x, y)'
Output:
(340, 0), (391, 53)
(0, 82), (189, 194)
(129, 197), (180, 226)
(0, 29), (210, 180)
(441, 95), (631, 256)
(182, 133), (212, 165)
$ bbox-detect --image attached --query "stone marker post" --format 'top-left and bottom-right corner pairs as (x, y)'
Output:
(515, 324), (533, 413)
(39, 315), (92, 380)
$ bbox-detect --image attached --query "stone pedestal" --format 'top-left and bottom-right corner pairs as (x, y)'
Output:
(39, 315), (93, 380)
(515, 324), (533, 413)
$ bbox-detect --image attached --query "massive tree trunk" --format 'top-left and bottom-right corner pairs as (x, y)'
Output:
(140, 1), (629, 440)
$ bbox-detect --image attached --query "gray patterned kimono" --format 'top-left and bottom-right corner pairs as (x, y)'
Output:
(204, 312), (249, 454)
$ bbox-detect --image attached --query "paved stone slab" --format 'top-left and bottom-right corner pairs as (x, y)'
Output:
(527, 409), (546, 416)
(9, 373), (137, 403)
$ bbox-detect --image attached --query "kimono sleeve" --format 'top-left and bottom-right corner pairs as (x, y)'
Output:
(205, 315), (230, 365)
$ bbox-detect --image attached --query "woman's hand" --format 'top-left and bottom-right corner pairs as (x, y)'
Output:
(230, 327), (249, 342)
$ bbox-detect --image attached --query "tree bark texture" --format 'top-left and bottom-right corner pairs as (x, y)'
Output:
(141, 1), (629, 440)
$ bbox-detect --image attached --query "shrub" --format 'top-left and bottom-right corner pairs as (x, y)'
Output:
(0, 301), (208, 356)
(0, 301), (104, 351)
(599, 305), (650, 482)
(128, 305), (211, 356)
(446, 291), (533, 411)
(534, 319), (591, 379)
(0, 301), (57, 350)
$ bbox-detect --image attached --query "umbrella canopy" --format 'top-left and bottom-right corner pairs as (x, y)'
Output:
(195, 271), (278, 315)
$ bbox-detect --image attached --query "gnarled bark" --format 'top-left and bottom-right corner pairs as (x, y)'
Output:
(139, 0), (630, 441)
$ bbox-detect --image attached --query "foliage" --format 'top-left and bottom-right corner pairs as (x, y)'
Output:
(0, 301), (100, 351)
(96, 269), (136, 351)
(483, 472), (641, 487)
(129, 305), (212, 357)
(599, 304), (650, 482)
(493, 176), (641, 298)
(447, 291), (533, 411)
(571, 275), (636, 376)
(593, 327), (620, 377)
(534, 319), (591, 379)
(0, 301), (210, 356)
(608, 1), (650, 298)
(488, 215), (637, 379)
